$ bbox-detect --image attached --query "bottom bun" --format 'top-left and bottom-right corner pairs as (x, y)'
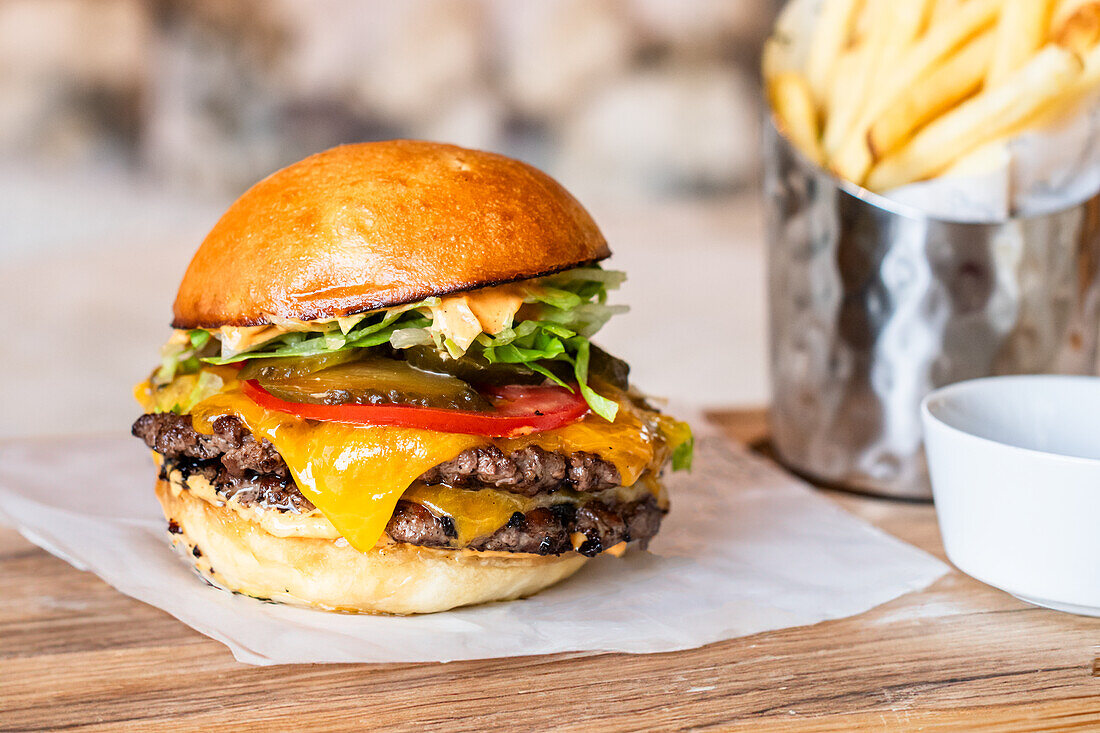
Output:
(155, 479), (589, 614)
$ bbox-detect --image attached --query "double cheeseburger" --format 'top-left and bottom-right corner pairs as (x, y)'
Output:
(132, 141), (691, 614)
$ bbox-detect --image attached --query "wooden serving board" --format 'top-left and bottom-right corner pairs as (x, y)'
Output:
(2, 410), (1099, 731)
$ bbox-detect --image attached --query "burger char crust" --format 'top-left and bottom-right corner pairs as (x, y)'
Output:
(160, 456), (663, 558)
(133, 413), (621, 497)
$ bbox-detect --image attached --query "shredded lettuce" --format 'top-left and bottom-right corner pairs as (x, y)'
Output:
(154, 266), (692, 468)
(463, 272), (632, 421)
(389, 327), (434, 348)
(199, 312), (431, 365)
(460, 269), (634, 420)
(150, 370), (224, 414)
(162, 266), (630, 422)
(189, 329), (211, 350)
(569, 338), (621, 421)
(672, 433), (694, 471)
(156, 334), (204, 385)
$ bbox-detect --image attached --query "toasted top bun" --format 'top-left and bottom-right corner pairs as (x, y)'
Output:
(172, 140), (609, 328)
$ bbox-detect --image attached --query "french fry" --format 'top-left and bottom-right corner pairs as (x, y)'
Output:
(831, 0), (1003, 185)
(1063, 39), (1100, 100)
(987, 0), (1054, 86)
(762, 37), (784, 81)
(822, 48), (866, 154)
(940, 138), (1012, 179)
(851, 1), (872, 43)
(1019, 4), (1100, 127)
(931, 0), (961, 25)
(1051, 1), (1100, 54)
(1084, 36), (1100, 80)
(822, 11), (881, 154)
(1053, 0), (1098, 27)
(769, 72), (825, 166)
(1026, 40), (1100, 125)
(806, 0), (863, 107)
(824, 0), (932, 155)
(867, 44), (1083, 191)
(871, 0), (935, 88)
(868, 32), (995, 158)
(825, 127), (870, 185)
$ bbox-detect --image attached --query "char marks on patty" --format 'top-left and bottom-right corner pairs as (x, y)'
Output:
(133, 413), (288, 478)
(162, 457), (663, 557)
(161, 457), (315, 513)
(133, 412), (621, 496)
(470, 497), (662, 556)
(418, 444), (620, 495)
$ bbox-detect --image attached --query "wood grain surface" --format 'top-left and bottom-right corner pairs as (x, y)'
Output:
(2, 410), (1099, 732)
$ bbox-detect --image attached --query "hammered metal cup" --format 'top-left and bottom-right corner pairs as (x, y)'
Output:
(764, 121), (1100, 499)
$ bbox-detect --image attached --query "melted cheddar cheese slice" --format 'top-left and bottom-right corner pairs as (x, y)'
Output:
(189, 390), (483, 551)
(177, 379), (679, 553)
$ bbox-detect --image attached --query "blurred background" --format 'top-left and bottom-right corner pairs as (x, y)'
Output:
(1, 0), (778, 438)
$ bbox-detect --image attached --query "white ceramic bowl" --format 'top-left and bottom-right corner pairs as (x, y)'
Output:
(922, 375), (1100, 616)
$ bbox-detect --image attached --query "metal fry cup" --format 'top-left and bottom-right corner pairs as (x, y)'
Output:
(764, 120), (1100, 499)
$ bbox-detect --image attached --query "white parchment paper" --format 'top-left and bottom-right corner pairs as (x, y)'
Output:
(0, 419), (946, 666)
(884, 101), (1100, 222)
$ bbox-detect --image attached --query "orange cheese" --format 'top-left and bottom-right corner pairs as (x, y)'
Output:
(399, 482), (660, 547)
(154, 376), (678, 553)
(500, 402), (659, 487)
(190, 390), (485, 552)
(401, 484), (531, 546)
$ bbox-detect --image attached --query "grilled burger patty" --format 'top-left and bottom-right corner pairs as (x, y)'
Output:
(161, 455), (662, 557)
(136, 413), (662, 557)
(133, 413), (622, 496)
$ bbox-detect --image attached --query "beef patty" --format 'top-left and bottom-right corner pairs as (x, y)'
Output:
(162, 456), (662, 557)
(133, 413), (621, 496)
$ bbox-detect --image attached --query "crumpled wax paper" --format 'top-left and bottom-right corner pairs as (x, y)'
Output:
(0, 416), (946, 666)
(883, 100), (1100, 221)
(769, 0), (1100, 222)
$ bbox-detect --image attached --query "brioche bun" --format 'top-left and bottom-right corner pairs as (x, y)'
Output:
(156, 480), (589, 615)
(172, 140), (609, 329)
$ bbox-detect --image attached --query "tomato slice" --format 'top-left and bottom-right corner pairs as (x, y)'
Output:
(240, 380), (589, 437)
